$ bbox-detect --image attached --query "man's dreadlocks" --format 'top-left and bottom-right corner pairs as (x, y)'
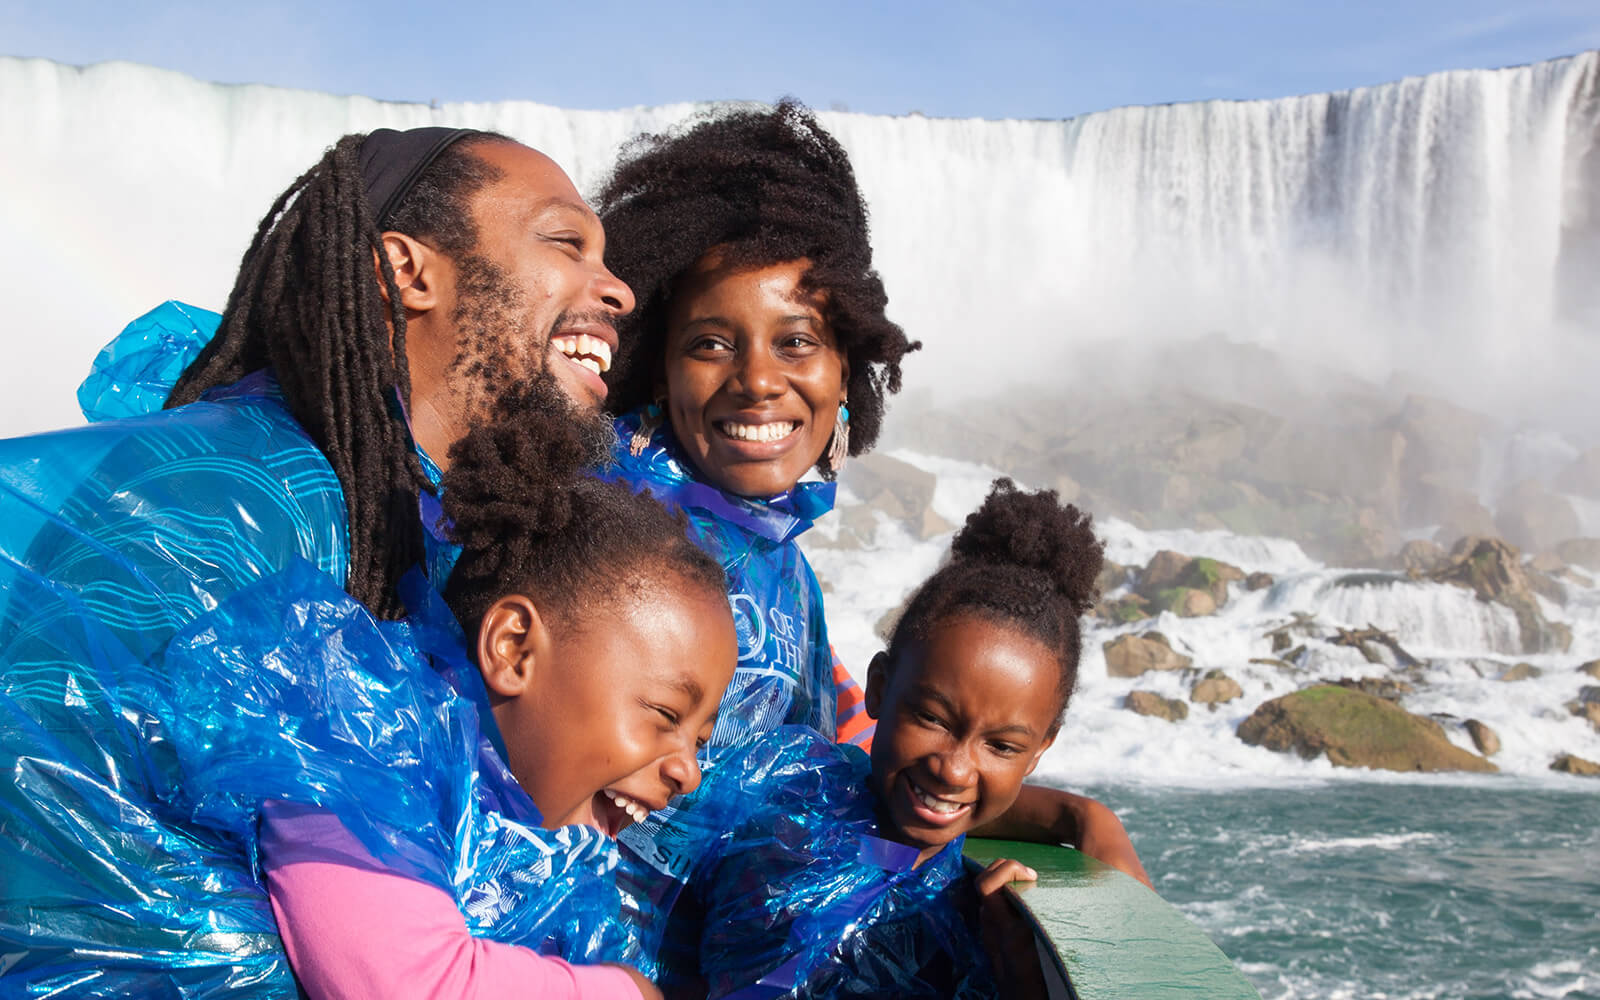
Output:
(166, 131), (511, 618)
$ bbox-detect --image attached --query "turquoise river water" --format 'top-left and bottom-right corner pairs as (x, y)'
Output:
(1085, 780), (1600, 1000)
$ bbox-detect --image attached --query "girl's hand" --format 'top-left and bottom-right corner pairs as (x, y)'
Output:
(976, 865), (1048, 1000)
(974, 856), (1038, 896)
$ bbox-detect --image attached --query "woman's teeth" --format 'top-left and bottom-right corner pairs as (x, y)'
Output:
(603, 789), (650, 824)
(719, 421), (796, 443)
(910, 780), (970, 815)
(553, 334), (612, 375)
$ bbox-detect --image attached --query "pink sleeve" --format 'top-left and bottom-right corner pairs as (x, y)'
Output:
(260, 807), (644, 1000)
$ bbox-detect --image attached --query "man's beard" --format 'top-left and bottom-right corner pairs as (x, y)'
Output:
(447, 252), (615, 463)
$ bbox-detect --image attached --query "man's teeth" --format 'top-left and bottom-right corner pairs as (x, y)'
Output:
(910, 781), (969, 815)
(554, 334), (612, 373)
(720, 421), (796, 443)
(603, 789), (650, 824)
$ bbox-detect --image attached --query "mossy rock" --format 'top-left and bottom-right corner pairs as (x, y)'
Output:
(1151, 586), (1217, 617)
(1237, 685), (1496, 773)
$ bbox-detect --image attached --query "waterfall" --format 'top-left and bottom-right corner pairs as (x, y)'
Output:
(1, 52), (1596, 436)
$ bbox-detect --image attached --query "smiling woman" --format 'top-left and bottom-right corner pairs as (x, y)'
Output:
(661, 256), (848, 499)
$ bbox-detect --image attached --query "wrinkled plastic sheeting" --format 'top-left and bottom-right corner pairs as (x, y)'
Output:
(645, 726), (998, 999)
(77, 301), (219, 422)
(0, 548), (627, 994)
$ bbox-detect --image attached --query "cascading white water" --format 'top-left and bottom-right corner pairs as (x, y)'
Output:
(1, 52), (1595, 436)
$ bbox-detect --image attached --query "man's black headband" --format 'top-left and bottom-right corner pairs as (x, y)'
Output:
(360, 126), (482, 229)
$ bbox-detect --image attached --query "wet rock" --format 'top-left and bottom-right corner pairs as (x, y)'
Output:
(1578, 660), (1600, 681)
(1395, 539), (1448, 575)
(1125, 690), (1189, 722)
(1428, 536), (1571, 654)
(1096, 594), (1152, 625)
(1330, 626), (1421, 669)
(1499, 662), (1542, 682)
(1245, 571), (1275, 591)
(1150, 586), (1217, 618)
(1550, 753), (1600, 777)
(1096, 559), (1129, 597)
(1569, 702), (1600, 729)
(1249, 657), (1298, 670)
(1331, 677), (1415, 702)
(838, 453), (953, 540)
(1191, 670), (1243, 706)
(1136, 551), (1243, 609)
(1138, 551), (1193, 595)
(1236, 685), (1497, 773)
(1464, 719), (1501, 756)
(1102, 632), (1193, 677)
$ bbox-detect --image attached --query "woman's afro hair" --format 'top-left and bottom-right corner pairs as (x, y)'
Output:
(594, 99), (920, 478)
(439, 387), (725, 640)
(886, 478), (1105, 721)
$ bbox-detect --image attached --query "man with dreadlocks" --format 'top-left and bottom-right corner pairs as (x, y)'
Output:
(0, 127), (633, 993)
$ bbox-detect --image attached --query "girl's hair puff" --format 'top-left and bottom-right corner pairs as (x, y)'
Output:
(885, 478), (1104, 721)
(440, 389), (725, 639)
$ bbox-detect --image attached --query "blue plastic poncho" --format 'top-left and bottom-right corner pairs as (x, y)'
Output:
(0, 550), (625, 995)
(1, 304), (608, 993)
(684, 726), (997, 999)
(600, 410), (841, 980)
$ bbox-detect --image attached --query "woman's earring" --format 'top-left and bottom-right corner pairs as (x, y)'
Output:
(826, 397), (850, 473)
(629, 399), (664, 457)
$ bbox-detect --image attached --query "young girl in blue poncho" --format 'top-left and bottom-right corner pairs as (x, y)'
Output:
(681, 477), (1102, 999)
(232, 395), (740, 1000)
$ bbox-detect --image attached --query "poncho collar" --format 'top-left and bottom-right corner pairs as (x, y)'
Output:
(609, 408), (836, 545)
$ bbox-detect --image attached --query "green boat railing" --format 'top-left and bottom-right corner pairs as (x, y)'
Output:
(965, 839), (1261, 999)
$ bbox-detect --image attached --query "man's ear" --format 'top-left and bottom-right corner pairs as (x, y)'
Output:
(374, 232), (445, 314)
(1024, 728), (1059, 778)
(864, 651), (891, 720)
(476, 595), (552, 700)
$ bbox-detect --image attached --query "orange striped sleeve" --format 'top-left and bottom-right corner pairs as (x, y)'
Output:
(831, 646), (875, 751)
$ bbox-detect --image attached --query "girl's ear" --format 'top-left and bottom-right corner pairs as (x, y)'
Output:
(476, 595), (552, 699)
(1024, 728), (1059, 778)
(864, 651), (890, 720)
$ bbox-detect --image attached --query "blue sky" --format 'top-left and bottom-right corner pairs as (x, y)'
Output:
(3, 0), (1598, 118)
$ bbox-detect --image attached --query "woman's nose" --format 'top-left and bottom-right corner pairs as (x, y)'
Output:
(731, 349), (784, 400)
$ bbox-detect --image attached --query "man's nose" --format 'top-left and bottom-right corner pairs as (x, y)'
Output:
(594, 264), (635, 316)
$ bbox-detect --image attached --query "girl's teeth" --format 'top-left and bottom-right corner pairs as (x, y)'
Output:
(911, 782), (967, 814)
(603, 789), (650, 824)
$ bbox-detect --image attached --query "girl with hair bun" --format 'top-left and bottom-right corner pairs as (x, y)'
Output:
(678, 478), (1114, 998)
